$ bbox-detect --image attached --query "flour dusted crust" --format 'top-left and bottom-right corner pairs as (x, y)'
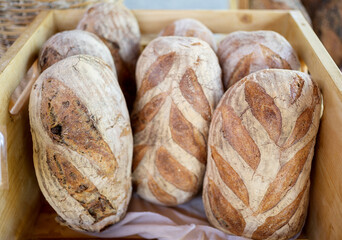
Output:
(132, 36), (223, 206)
(38, 30), (115, 73)
(203, 69), (321, 239)
(159, 18), (217, 52)
(29, 55), (133, 232)
(77, 1), (141, 111)
(218, 30), (300, 89)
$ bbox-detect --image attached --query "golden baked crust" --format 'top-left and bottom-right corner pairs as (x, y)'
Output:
(29, 55), (133, 232)
(218, 31), (300, 89)
(203, 69), (321, 239)
(132, 36), (223, 206)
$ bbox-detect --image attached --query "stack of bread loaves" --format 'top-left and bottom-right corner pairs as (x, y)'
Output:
(28, 2), (322, 239)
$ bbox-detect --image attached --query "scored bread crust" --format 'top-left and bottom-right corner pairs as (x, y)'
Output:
(203, 69), (321, 239)
(218, 30), (300, 89)
(132, 36), (223, 206)
(29, 55), (133, 232)
(38, 30), (115, 73)
(77, 2), (141, 111)
(159, 18), (217, 52)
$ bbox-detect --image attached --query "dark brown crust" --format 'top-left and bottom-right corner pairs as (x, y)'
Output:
(160, 23), (176, 36)
(283, 79), (320, 149)
(40, 78), (116, 178)
(210, 145), (249, 206)
(131, 92), (168, 133)
(207, 178), (246, 236)
(290, 73), (305, 104)
(169, 102), (206, 164)
(148, 174), (177, 205)
(257, 138), (314, 214)
(137, 52), (176, 98)
(229, 53), (252, 87)
(179, 67), (211, 121)
(259, 44), (292, 70)
(132, 145), (149, 172)
(39, 47), (63, 72)
(220, 105), (261, 171)
(252, 183), (308, 240)
(155, 146), (198, 192)
(245, 80), (282, 144)
(46, 149), (116, 223)
(283, 107), (313, 149)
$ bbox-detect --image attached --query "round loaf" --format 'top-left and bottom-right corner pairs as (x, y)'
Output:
(159, 18), (217, 52)
(203, 69), (321, 239)
(77, 2), (141, 111)
(132, 36), (223, 206)
(29, 55), (133, 232)
(38, 30), (115, 73)
(218, 30), (300, 89)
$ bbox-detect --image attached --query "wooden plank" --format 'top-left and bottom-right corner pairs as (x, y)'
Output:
(0, 11), (57, 240)
(27, 200), (143, 240)
(285, 11), (342, 240)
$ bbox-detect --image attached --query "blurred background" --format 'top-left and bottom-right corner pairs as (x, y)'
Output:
(124, 0), (229, 9)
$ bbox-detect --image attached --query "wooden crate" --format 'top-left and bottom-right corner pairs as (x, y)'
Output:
(0, 9), (341, 240)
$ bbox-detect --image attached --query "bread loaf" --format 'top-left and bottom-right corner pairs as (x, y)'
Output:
(77, 2), (141, 111)
(132, 36), (223, 206)
(159, 18), (217, 51)
(29, 55), (133, 232)
(218, 31), (300, 89)
(203, 69), (321, 239)
(38, 30), (115, 73)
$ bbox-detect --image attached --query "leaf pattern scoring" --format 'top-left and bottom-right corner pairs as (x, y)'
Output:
(245, 80), (282, 144)
(179, 67), (211, 121)
(211, 145), (249, 206)
(40, 78), (116, 178)
(155, 146), (198, 192)
(220, 105), (261, 171)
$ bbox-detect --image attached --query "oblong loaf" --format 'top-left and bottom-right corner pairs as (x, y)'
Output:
(132, 36), (223, 206)
(77, 2), (141, 111)
(38, 30), (115, 73)
(218, 30), (300, 89)
(159, 18), (217, 51)
(29, 55), (133, 232)
(203, 69), (321, 239)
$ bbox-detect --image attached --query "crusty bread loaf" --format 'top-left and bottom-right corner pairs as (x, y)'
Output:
(29, 55), (133, 232)
(38, 30), (115, 73)
(203, 69), (321, 239)
(132, 36), (223, 206)
(218, 31), (300, 89)
(159, 18), (217, 52)
(77, 2), (141, 111)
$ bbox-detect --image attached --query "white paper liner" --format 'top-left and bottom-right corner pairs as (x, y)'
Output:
(83, 193), (302, 239)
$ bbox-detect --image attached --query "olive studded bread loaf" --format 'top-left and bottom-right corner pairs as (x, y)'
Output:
(38, 30), (115, 73)
(29, 55), (133, 232)
(159, 18), (217, 52)
(77, 2), (141, 111)
(203, 69), (321, 239)
(132, 36), (223, 206)
(218, 31), (300, 89)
